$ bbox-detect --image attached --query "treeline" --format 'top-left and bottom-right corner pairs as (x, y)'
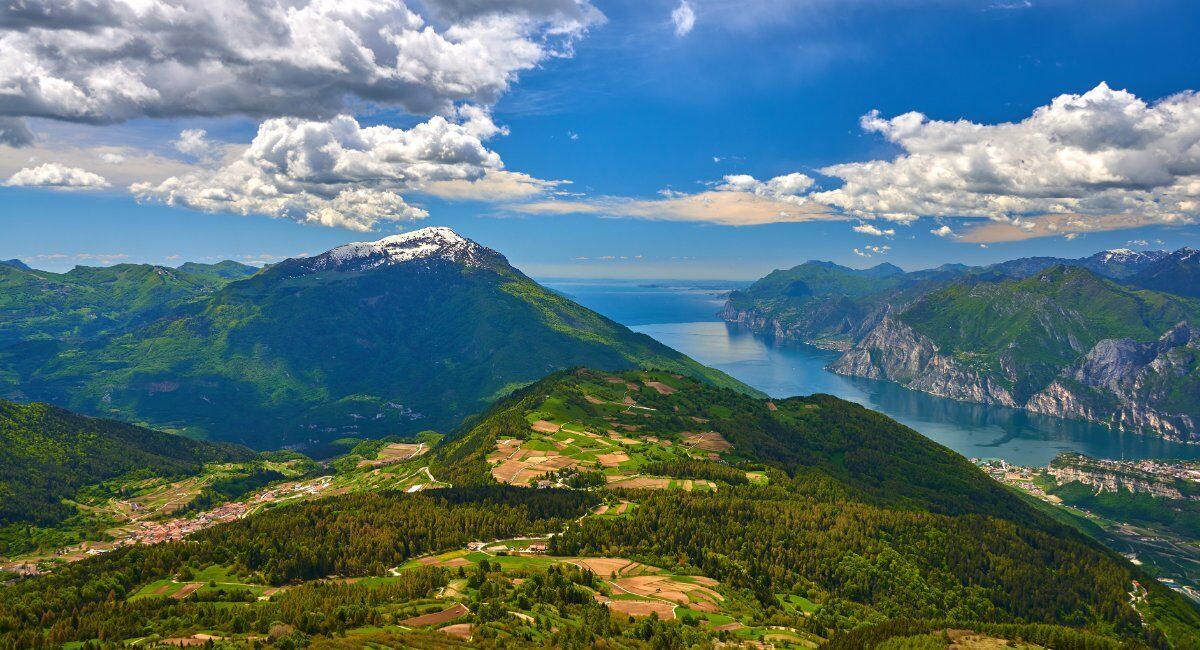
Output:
(1051, 481), (1200, 538)
(0, 487), (596, 647)
(640, 459), (749, 485)
(821, 618), (1157, 650)
(550, 480), (1156, 643)
(0, 399), (254, 526)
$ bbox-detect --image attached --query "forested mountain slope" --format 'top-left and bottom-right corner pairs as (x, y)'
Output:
(0, 228), (751, 448)
(2, 369), (1195, 647)
(0, 399), (253, 526)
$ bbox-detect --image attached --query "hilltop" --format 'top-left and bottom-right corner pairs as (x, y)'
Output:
(0, 228), (752, 448)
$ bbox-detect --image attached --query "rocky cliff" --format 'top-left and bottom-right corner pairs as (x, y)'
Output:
(833, 317), (1200, 442)
(1027, 323), (1199, 441)
(827, 316), (1019, 406)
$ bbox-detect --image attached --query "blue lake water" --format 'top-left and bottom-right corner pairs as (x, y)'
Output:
(545, 281), (1200, 466)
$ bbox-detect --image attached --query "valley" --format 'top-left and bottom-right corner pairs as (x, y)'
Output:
(6, 368), (1195, 648)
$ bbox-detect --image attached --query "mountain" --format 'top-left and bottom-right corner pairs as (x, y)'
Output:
(721, 260), (972, 349)
(0, 227), (751, 448)
(2, 368), (1195, 647)
(0, 259), (30, 271)
(0, 261), (243, 346)
(1080, 248), (1172, 279)
(725, 250), (1200, 441)
(1130, 247), (1200, 297)
(0, 398), (253, 527)
(832, 266), (1200, 440)
(985, 248), (1170, 280)
(175, 260), (259, 282)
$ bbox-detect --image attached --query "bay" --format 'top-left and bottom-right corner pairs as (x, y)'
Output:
(545, 280), (1200, 465)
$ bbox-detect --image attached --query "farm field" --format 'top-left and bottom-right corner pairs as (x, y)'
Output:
(486, 370), (752, 490)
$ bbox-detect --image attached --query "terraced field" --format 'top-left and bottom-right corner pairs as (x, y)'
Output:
(486, 371), (752, 491)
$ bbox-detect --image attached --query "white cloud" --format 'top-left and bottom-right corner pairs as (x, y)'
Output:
(99, 152), (125, 164)
(173, 129), (221, 162)
(5, 162), (109, 189)
(930, 225), (956, 238)
(133, 109), (556, 230)
(0, 0), (603, 136)
(716, 173), (815, 204)
(811, 83), (1200, 237)
(852, 223), (894, 237)
(671, 0), (696, 36)
(852, 244), (891, 258)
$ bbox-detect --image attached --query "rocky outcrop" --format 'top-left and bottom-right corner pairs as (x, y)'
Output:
(1027, 323), (1200, 442)
(1048, 463), (1189, 500)
(829, 317), (1199, 442)
(828, 316), (1019, 407)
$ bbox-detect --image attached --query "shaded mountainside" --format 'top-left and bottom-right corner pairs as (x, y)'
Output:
(1131, 248), (1200, 298)
(1, 369), (1196, 647)
(725, 249), (1200, 441)
(0, 228), (751, 449)
(0, 399), (253, 526)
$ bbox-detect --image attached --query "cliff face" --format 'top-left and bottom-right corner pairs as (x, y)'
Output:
(723, 253), (1200, 443)
(1026, 323), (1200, 441)
(720, 302), (866, 351)
(832, 316), (1200, 442)
(827, 316), (1019, 407)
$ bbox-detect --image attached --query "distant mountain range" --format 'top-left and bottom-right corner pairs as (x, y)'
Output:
(724, 247), (1200, 441)
(0, 228), (749, 448)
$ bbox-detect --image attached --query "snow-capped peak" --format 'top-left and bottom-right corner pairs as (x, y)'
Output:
(1093, 248), (1168, 264)
(311, 226), (496, 271)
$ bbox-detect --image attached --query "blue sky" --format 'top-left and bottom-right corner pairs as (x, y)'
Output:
(2, 0), (1199, 279)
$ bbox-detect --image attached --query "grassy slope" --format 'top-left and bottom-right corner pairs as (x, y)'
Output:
(4, 260), (753, 448)
(900, 266), (1199, 401)
(2, 369), (1196, 647)
(0, 263), (241, 347)
(0, 399), (254, 526)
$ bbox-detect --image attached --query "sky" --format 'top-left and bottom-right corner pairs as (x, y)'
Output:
(2, 0), (1200, 280)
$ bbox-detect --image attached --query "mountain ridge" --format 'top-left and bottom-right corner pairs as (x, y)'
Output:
(0, 227), (755, 448)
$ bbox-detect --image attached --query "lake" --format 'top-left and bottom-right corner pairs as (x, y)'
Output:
(544, 280), (1200, 466)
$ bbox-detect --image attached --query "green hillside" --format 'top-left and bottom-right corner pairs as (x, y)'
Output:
(1, 369), (1194, 648)
(0, 262), (248, 347)
(901, 266), (1199, 401)
(0, 399), (254, 527)
(0, 230), (752, 448)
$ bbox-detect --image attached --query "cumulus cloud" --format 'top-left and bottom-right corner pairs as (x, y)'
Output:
(716, 173), (815, 204)
(672, 1), (696, 36)
(133, 109), (556, 230)
(853, 245), (891, 258)
(173, 129), (221, 162)
(811, 83), (1200, 238)
(930, 225), (956, 238)
(5, 162), (109, 189)
(852, 223), (894, 237)
(0, 0), (603, 132)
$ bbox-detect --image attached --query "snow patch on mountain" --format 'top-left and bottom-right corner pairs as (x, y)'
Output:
(310, 227), (495, 271)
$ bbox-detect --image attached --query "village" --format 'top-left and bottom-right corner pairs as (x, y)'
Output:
(1, 476), (335, 578)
